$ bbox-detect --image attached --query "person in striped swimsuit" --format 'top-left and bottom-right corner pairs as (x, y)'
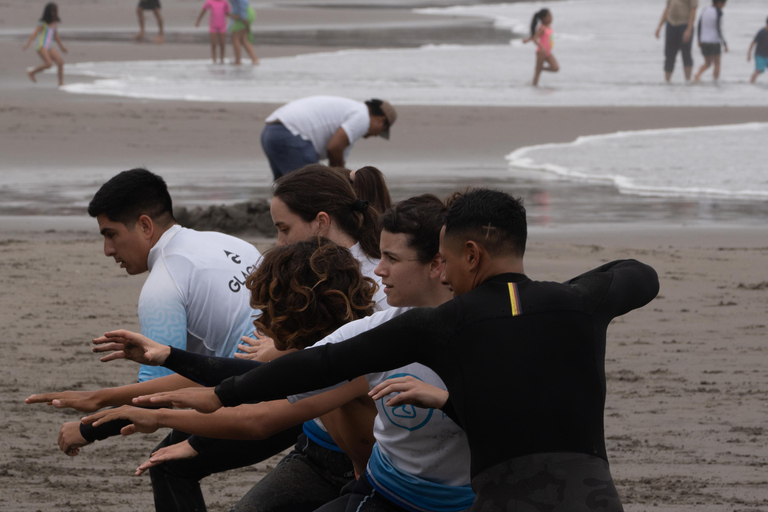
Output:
(23, 3), (67, 86)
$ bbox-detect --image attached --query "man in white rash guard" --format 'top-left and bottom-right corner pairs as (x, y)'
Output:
(29, 168), (261, 457)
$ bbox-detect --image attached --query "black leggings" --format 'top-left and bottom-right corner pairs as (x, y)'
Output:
(149, 425), (303, 512)
(664, 22), (694, 73)
(231, 433), (355, 512)
(313, 475), (410, 512)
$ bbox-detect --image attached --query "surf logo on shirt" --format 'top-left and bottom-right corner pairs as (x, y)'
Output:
(225, 250), (257, 293)
(379, 373), (434, 431)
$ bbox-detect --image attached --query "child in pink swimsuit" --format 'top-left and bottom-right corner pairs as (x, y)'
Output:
(523, 8), (560, 86)
(196, 0), (230, 64)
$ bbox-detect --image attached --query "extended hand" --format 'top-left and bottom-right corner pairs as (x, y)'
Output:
(132, 386), (222, 413)
(135, 440), (199, 476)
(82, 405), (161, 435)
(58, 421), (91, 456)
(235, 331), (293, 362)
(26, 389), (102, 413)
(92, 329), (171, 366)
(369, 376), (449, 410)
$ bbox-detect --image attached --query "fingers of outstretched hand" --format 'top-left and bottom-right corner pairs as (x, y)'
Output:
(95, 349), (126, 363)
(234, 351), (259, 360)
(135, 457), (161, 476)
(25, 393), (55, 405)
(369, 377), (412, 400)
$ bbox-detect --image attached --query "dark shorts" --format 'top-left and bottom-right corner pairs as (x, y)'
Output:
(701, 42), (722, 57)
(138, 0), (161, 10)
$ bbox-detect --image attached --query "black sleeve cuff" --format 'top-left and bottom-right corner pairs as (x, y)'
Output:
(214, 376), (240, 408)
(186, 435), (215, 454)
(80, 417), (131, 442)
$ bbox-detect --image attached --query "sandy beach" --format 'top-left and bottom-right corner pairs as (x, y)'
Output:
(2, 0), (768, 510)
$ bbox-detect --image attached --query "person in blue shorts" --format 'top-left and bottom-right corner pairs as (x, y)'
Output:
(748, 16), (768, 83)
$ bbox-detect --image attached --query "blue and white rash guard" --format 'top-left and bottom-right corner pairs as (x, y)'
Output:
(137, 225), (261, 382)
(290, 307), (473, 511)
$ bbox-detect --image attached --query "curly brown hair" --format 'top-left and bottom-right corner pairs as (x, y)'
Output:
(246, 237), (377, 350)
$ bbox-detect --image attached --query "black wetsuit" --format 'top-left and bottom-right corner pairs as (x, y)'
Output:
(215, 260), (659, 511)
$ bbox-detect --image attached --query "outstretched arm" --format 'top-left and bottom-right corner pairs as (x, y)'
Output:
(26, 373), (197, 412)
(566, 259), (659, 320)
(215, 307), (442, 408)
(85, 377), (370, 439)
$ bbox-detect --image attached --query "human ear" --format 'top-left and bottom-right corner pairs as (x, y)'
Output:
(137, 215), (155, 239)
(314, 212), (331, 234)
(428, 254), (444, 278)
(464, 241), (481, 270)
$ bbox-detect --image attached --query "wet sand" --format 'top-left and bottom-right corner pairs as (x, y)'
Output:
(2, 0), (768, 510)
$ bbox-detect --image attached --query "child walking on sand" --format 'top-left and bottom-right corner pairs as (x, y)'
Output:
(747, 16), (768, 84)
(694, 0), (728, 83)
(523, 8), (559, 87)
(196, 0), (230, 64)
(23, 3), (67, 86)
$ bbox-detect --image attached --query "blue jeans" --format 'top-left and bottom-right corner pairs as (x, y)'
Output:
(261, 123), (319, 180)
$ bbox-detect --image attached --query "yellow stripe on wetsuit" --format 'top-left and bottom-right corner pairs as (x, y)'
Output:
(508, 283), (522, 316)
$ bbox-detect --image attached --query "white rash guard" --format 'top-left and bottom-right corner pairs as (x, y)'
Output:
(137, 225), (261, 382)
(265, 96), (371, 161)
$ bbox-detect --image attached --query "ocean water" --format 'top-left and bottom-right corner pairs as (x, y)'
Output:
(507, 123), (768, 199)
(62, 0), (768, 106)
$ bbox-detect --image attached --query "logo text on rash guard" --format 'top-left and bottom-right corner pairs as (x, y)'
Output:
(228, 265), (256, 292)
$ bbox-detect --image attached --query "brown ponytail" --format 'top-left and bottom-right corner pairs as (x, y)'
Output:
(272, 165), (382, 259)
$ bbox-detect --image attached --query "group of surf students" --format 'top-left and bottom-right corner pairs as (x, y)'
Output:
(27, 165), (659, 512)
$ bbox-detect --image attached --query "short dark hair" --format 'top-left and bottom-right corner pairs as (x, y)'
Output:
(379, 194), (447, 264)
(87, 168), (175, 226)
(444, 189), (527, 257)
(247, 237), (376, 350)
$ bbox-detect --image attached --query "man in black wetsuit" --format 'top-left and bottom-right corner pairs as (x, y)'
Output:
(124, 189), (660, 511)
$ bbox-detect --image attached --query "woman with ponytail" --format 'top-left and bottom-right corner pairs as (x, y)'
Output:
(268, 164), (387, 306)
(523, 8), (560, 86)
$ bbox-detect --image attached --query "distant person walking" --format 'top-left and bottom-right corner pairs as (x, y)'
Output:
(747, 16), (768, 84)
(261, 96), (397, 180)
(656, 0), (698, 82)
(196, 0), (230, 64)
(229, 0), (258, 65)
(523, 8), (559, 87)
(135, 0), (164, 43)
(23, 2), (67, 87)
(694, 0), (728, 83)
